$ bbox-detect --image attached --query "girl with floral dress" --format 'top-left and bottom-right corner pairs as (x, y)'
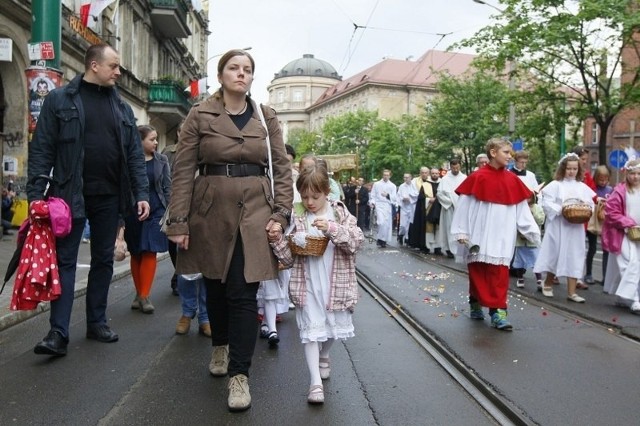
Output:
(268, 162), (364, 404)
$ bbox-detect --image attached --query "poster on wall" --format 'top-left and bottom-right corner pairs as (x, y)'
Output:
(25, 67), (62, 138)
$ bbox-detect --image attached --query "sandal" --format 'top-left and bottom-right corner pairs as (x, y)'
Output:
(307, 384), (324, 404)
(259, 324), (269, 339)
(319, 357), (331, 380)
(541, 286), (554, 298)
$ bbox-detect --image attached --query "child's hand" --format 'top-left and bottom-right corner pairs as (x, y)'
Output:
(312, 218), (330, 232)
(266, 220), (283, 242)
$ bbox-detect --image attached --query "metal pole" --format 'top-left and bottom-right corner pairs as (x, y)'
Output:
(31, 0), (61, 70)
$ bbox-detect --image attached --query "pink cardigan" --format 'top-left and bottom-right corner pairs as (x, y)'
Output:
(601, 183), (638, 254)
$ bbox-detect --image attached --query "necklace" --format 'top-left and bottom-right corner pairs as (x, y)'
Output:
(224, 102), (248, 115)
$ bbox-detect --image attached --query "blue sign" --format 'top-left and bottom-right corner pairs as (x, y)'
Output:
(609, 150), (628, 168)
(512, 138), (523, 151)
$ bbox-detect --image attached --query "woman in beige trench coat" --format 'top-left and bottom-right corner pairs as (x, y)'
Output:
(165, 49), (293, 412)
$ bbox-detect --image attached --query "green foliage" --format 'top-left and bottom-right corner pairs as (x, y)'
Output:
(458, 0), (640, 165)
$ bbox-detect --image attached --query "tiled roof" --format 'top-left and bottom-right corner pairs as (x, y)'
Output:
(311, 49), (476, 108)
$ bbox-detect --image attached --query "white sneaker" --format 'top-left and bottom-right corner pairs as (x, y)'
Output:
(209, 345), (229, 377)
(630, 301), (640, 314)
(516, 279), (525, 288)
(228, 374), (251, 411)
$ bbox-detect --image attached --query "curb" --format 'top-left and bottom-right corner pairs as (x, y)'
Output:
(0, 253), (169, 333)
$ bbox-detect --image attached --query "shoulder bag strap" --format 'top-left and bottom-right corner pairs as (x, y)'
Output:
(255, 104), (275, 198)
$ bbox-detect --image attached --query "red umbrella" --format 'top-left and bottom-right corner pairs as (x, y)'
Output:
(9, 200), (62, 311)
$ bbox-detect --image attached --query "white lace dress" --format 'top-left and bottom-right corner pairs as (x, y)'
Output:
(295, 207), (355, 343)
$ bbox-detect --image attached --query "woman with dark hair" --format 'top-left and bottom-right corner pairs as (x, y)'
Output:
(165, 49), (293, 412)
(125, 125), (171, 314)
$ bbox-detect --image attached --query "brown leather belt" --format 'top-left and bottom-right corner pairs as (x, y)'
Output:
(199, 164), (266, 177)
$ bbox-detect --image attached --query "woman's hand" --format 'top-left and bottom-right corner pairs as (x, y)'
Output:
(266, 220), (282, 242)
(168, 234), (189, 250)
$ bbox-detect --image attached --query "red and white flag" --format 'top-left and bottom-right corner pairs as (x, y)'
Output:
(187, 78), (208, 98)
(78, 0), (116, 29)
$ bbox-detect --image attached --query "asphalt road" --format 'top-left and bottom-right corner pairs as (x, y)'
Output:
(0, 257), (496, 426)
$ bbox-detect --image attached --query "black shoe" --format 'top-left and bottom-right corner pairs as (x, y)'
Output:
(434, 248), (443, 256)
(446, 250), (455, 259)
(34, 330), (68, 356)
(267, 331), (280, 348)
(86, 324), (119, 343)
(171, 275), (179, 296)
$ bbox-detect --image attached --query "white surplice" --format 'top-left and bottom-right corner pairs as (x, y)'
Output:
(451, 195), (540, 265)
(370, 179), (397, 243)
(396, 182), (417, 237)
(436, 171), (467, 253)
(604, 191), (640, 303)
(533, 178), (596, 278)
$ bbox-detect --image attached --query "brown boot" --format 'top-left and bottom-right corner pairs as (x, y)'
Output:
(199, 323), (211, 337)
(175, 316), (191, 335)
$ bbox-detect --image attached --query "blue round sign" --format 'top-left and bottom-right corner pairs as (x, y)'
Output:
(609, 150), (628, 168)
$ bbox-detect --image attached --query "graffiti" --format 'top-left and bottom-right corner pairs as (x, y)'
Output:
(0, 131), (24, 148)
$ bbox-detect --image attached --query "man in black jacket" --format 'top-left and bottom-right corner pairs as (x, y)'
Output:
(28, 44), (150, 356)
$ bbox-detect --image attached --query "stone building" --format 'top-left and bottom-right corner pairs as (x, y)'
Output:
(0, 0), (208, 187)
(267, 53), (341, 143)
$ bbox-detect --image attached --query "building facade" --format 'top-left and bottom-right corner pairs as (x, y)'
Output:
(1, 0), (208, 188)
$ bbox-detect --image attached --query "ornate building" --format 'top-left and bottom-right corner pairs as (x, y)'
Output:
(0, 0), (208, 187)
(267, 54), (341, 142)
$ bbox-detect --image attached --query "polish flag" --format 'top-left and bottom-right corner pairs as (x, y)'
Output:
(187, 78), (208, 98)
(79, 0), (116, 29)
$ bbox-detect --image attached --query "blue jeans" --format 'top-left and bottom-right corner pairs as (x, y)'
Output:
(82, 219), (90, 239)
(178, 275), (208, 324)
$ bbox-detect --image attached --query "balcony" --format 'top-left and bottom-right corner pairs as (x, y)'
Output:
(147, 80), (191, 128)
(150, 0), (191, 39)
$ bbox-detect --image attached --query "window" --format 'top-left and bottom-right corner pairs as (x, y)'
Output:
(591, 122), (598, 144)
(277, 91), (285, 103)
(293, 90), (303, 102)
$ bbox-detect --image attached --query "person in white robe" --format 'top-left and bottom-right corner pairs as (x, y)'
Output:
(533, 153), (596, 303)
(396, 173), (417, 245)
(370, 169), (397, 247)
(436, 159), (466, 257)
(601, 159), (640, 314)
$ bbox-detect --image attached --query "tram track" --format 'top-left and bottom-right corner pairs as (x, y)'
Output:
(357, 267), (535, 426)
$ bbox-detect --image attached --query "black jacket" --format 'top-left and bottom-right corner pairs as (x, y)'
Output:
(27, 74), (149, 218)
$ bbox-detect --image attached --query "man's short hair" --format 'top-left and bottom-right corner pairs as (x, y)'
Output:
(84, 44), (114, 71)
(450, 158), (461, 166)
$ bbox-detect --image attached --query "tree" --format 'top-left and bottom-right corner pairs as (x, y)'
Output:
(423, 72), (510, 174)
(287, 128), (321, 161)
(459, 0), (640, 164)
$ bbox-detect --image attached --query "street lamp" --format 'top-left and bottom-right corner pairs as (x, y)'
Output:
(472, 0), (516, 137)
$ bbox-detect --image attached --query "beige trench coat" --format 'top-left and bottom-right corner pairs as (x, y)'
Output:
(165, 95), (293, 283)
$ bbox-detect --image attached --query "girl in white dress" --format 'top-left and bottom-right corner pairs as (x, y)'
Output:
(268, 162), (364, 404)
(601, 159), (640, 314)
(534, 153), (596, 302)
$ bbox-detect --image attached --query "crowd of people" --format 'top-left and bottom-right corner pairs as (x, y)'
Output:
(18, 43), (640, 416)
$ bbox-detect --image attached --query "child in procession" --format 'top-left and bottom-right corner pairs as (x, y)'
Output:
(451, 138), (540, 331)
(601, 159), (640, 314)
(534, 153), (596, 303)
(513, 193), (545, 289)
(268, 162), (364, 404)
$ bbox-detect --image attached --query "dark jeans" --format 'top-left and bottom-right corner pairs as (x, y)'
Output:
(585, 231), (597, 276)
(50, 194), (120, 338)
(204, 236), (259, 377)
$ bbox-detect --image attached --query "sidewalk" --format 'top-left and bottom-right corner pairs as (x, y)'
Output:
(0, 232), (167, 332)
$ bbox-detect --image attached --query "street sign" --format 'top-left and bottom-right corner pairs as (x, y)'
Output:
(512, 138), (523, 151)
(40, 42), (54, 60)
(609, 150), (628, 168)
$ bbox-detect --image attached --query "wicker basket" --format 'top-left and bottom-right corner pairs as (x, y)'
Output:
(562, 199), (592, 224)
(628, 226), (640, 242)
(288, 234), (329, 256)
